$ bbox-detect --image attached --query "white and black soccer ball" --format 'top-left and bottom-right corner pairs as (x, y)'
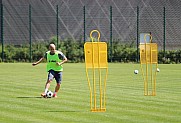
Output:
(46, 91), (53, 98)
(134, 70), (139, 74)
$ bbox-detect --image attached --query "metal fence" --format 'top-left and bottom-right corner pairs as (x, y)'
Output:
(1, 2), (181, 62)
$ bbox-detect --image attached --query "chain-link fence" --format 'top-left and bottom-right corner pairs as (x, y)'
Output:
(0, 0), (181, 62)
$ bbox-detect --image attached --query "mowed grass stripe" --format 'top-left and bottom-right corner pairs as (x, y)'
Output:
(0, 88), (89, 111)
(0, 103), (62, 123)
(0, 108), (85, 123)
(0, 96), (90, 123)
(107, 101), (181, 123)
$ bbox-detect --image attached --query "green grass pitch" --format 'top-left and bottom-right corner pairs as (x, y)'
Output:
(0, 63), (181, 123)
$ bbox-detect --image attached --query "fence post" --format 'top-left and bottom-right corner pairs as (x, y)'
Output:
(29, 4), (32, 62)
(163, 7), (166, 57)
(110, 6), (113, 62)
(83, 6), (86, 43)
(1, 4), (4, 62)
(137, 6), (139, 62)
(56, 5), (59, 49)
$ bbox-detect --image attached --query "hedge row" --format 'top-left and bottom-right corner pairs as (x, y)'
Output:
(0, 40), (180, 63)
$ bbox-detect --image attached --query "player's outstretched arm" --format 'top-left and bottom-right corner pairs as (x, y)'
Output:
(32, 57), (44, 66)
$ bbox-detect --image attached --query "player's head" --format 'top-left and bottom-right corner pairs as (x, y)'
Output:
(49, 43), (56, 53)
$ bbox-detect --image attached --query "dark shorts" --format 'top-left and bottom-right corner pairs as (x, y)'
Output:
(47, 70), (62, 84)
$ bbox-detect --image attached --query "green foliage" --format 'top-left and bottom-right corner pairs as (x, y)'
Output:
(61, 38), (84, 62)
(3, 45), (29, 62)
(158, 50), (181, 64)
(0, 40), (180, 63)
(32, 42), (48, 61)
(110, 41), (137, 62)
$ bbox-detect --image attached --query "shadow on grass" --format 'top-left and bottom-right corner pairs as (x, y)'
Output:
(17, 96), (42, 98)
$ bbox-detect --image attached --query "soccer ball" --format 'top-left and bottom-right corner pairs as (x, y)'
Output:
(46, 91), (53, 98)
(134, 70), (139, 74)
(157, 68), (160, 72)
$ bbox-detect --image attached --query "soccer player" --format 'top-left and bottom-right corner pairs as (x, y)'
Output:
(32, 43), (67, 98)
